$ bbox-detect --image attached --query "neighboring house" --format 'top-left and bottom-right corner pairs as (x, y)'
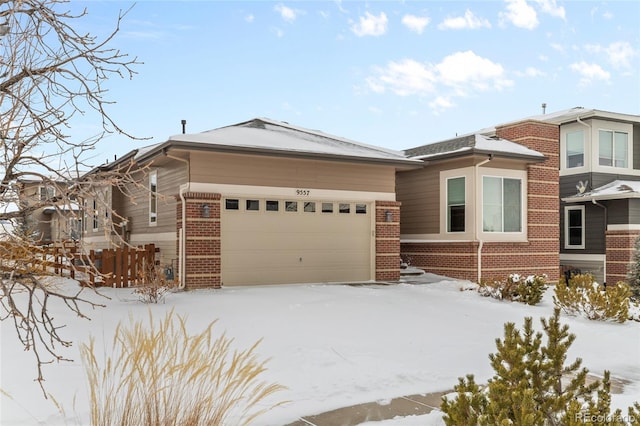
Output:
(398, 119), (560, 283)
(549, 108), (640, 285)
(398, 107), (640, 286)
(16, 179), (80, 244)
(83, 118), (421, 288)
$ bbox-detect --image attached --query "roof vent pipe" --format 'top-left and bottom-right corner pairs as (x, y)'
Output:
(181, 119), (187, 134)
(542, 103), (547, 114)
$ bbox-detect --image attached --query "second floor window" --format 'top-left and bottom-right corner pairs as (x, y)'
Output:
(447, 177), (465, 232)
(483, 176), (522, 233)
(39, 185), (55, 201)
(566, 131), (584, 168)
(599, 130), (628, 168)
(92, 199), (98, 230)
(149, 171), (158, 224)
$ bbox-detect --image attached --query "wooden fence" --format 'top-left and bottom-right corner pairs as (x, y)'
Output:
(0, 241), (159, 288)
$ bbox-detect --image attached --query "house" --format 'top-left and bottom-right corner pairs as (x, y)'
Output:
(398, 107), (640, 286)
(15, 179), (81, 244)
(82, 118), (421, 288)
(398, 119), (560, 283)
(549, 108), (640, 284)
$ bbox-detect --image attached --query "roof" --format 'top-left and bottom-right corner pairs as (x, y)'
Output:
(134, 118), (422, 168)
(404, 133), (545, 162)
(562, 180), (640, 203)
(516, 107), (640, 126)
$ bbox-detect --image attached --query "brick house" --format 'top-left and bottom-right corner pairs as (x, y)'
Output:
(398, 119), (560, 283)
(82, 118), (421, 288)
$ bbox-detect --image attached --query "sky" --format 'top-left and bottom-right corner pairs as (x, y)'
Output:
(66, 0), (640, 163)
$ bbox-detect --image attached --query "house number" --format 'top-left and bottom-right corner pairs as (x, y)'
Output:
(296, 189), (310, 196)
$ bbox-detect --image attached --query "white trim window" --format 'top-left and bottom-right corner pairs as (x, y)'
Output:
(566, 130), (584, 168)
(149, 171), (158, 225)
(565, 205), (585, 249)
(599, 129), (628, 168)
(446, 176), (465, 232)
(38, 185), (55, 201)
(482, 176), (522, 233)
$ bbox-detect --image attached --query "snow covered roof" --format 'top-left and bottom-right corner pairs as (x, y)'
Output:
(148, 118), (422, 167)
(405, 133), (545, 162)
(562, 180), (640, 203)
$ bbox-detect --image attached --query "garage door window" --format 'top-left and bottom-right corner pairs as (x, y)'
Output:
(285, 201), (298, 212)
(304, 202), (316, 213)
(322, 202), (333, 213)
(225, 199), (239, 210)
(356, 204), (367, 214)
(246, 200), (260, 211)
(266, 200), (279, 211)
(339, 203), (350, 214)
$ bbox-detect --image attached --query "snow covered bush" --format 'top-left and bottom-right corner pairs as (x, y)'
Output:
(132, 264), (173, 304)
(478, 274), (547, 305)
(625, 235), (640, 302)
(554, 274), (631, 323)
(441, 309), (635, 425)
(81, 310), (286, 426)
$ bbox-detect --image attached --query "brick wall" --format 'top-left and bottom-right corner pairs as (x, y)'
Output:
(376, 201), (401, 281)
(401, 120), (561, 283)
(605, 229), (640, 284)
(177, 192), (221, 289)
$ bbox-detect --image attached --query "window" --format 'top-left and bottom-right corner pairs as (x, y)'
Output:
(321, 202), (333, 213)
(483, 177), (522, 232)
(355, 204), (367, 214)
(149, 171), (157, 224)
(447, 177), (465, 232)
(599, 130), (628, 168)
(39, 185), (56, 201)
(304, 201), (316, 213)
(565, 206), (585, 249)
(266, 200), (279, 211)
(92, 199), (98, 230)
(339, 203), (350, 214)
(225, 199), (239, 210)
(246, 199), (259, 211)
(566, 131), (584, 168)
(285, 201), (298, 212)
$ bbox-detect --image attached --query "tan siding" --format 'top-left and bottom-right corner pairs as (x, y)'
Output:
(396, 168), (439, 234)
(188, 151), (396, 193)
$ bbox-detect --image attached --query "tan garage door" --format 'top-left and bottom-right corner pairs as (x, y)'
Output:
(221, 198), (372, 286)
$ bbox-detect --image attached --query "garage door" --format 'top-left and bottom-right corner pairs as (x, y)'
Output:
(221, 197), (372, 286)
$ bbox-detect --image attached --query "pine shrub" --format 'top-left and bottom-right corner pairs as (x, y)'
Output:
(478, 273), (547, 305)
(626, 235), (640, 301)
(441, 309), (636, 425)
(554, 274), (631, 323)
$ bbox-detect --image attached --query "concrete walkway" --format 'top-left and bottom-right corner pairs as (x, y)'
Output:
(285, 390), (448, 426)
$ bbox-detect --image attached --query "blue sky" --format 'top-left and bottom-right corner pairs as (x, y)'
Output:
(71, 0), (639, 159)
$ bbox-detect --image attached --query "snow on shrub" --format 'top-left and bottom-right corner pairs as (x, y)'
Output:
(553, 274), (631, 323)
(478, 274), (547, 305)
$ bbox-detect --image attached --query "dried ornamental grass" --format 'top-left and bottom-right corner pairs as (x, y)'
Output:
(81, 310), (286, 426)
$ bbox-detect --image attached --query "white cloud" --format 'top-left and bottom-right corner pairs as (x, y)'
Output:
(438, 9), (491, 30)
(365, 51), (512, 112)
(500, 0), (539, 29)
(245, 14), (255, 23)
(585, 41), (637, 69)
(515, 66), (546, 77)
(271, 27), (285, 38)
(570, 61), (611, 86)
(274, 3), (297, 23)
(402, 14), (430, 34)
(429, 96), (455, 114)
(532, 0), (566, 20)
(351, 12), (388, 37)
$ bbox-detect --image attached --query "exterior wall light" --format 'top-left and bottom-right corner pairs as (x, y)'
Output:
(202, 203), (210, 218)
(385, 210), (393, 222)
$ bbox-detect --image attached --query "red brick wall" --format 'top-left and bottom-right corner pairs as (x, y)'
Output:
(401, 120), (560, 283)
(605, 229), (640, 284)
(177, 192), (221, 289)
(376, 201), (401, 281)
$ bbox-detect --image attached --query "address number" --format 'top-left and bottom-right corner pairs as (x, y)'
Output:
(296, 189), (310, 196)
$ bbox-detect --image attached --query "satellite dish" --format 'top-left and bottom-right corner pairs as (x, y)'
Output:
(576, 180), (588, 194)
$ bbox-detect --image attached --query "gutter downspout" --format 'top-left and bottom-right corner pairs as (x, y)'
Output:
(592, 199), (608, 285)
(475, 155), (493, 283)
(164, 150), (190, 290)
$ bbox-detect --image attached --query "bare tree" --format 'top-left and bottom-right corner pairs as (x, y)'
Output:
(0, 0), (144, 395)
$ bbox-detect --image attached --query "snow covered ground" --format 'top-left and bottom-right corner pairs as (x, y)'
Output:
(1, 274), (639, 425)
